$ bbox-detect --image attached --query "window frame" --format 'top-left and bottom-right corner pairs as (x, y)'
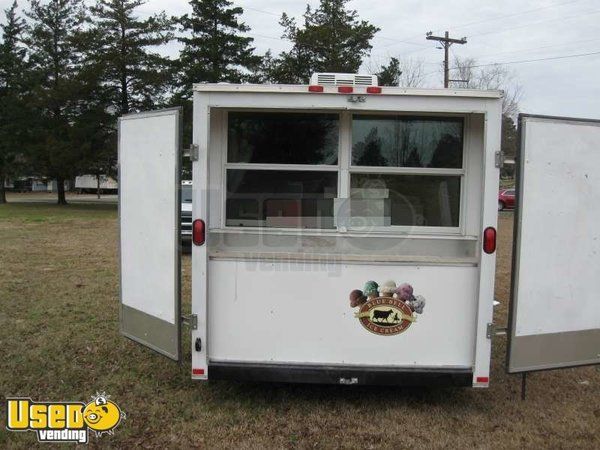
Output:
(221, 109), (341, 231)
(220, 109), (469, 235)
(345, 112), (468, 234)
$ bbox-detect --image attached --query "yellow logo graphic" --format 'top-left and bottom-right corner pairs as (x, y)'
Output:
(6, 392), (124, 444)
(83, 395), (123, 436)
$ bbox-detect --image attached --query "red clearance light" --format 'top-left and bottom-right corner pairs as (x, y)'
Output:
(367, 86), (382, 94)
(308, 85), (324, 92)
(476, 376), (489, 383)
(192, 219), (206, 246)
(483, 227), (497, 254)
(192, 368), (205, 375)
(338, 86), (353, 93)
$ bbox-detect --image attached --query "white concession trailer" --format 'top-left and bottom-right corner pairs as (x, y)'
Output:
(118, 74), (600, 388)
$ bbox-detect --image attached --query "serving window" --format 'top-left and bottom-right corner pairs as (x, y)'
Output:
(350, 174), (461, 227)
(223, 111), (466, 232)
(352, 116), (463, 168)
(228, 112), (338, 165)
(226, 169), (337, 228)
(349, 115), (464, 230)
(225, 111), (339, 229)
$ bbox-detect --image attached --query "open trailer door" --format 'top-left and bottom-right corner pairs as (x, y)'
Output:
(507, 114), (600, 373)
(118, 108), (182, 361)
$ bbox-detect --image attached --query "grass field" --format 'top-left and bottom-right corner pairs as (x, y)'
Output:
(1, 201), (598, 448)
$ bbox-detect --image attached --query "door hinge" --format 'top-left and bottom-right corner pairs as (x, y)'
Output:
(486, 322), (495, 339)
(181, 314), (197, 330)
(495, 151), (504, 168)
(185, 144), (199, 162)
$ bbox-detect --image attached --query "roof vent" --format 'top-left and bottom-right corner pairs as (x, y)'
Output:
(310, 73), (378, 87)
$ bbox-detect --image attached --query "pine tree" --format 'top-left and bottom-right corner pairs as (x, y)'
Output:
(270, 0), (379, 83)
(176, 0), (261, 97)
(376, 57), (401, 86)
(174, 0), (262, 152)
(89, 0), (174, 115)
(0, 1), (28, 203)
(354, 129), (387, 166)
(25, 0), (89, 204)
(74, 42), (117, 198)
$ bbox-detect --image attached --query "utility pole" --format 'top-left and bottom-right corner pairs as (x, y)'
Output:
(426, 31), (467, 88)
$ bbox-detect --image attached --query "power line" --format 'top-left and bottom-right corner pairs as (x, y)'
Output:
(246, 32), (286, 42)
(467, 36), (600, 61)
(371, 34), (600, 69)
(374, 0), (591, 53)
(460, 50), (600, 69)
(372, 6), (598, 58)
(446, 0), (587, 33)
(239, 5), (429, 48)
(238, 5), (280, 17)
(423, 50), (600, 77)
(191, 1), (600, 67)
(376, 36), (429, 47)
(426, 31), (467, 88)
(467, 8), (600, 39)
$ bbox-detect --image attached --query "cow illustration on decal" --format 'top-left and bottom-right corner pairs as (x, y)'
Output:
(349, 280), (426, 336)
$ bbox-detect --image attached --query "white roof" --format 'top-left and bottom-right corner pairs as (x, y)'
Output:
(192, 82), (503, 99)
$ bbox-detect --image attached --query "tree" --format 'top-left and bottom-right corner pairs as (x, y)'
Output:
(397, 58), (425, 88)
(176, 0), (261, 96)
(89, 0), (174, 115)
(268, 0), (379, 83)
(354, 129), (387, 166)
(73, 54), (116, 198)
(450, 56), (522, 118)
(373, 57), (425, 88)
(376, 57), (401, 86)
(450, 56), (522, 178)
(0, 1), (29, 204)
(174, 0), (262, 153)
(25, 0), (89, 204)
(371, 56), (425, 88)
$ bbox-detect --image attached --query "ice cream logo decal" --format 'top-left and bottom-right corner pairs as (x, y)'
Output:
(349, 280), (426, 336)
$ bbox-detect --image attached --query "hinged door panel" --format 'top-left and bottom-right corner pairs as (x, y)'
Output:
(508, 114), (600, 373)
(119, 108), (182, 361)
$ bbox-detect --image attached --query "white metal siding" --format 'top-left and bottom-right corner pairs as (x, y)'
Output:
(208, 261), (478, 367)
(192, 88), (503, 383)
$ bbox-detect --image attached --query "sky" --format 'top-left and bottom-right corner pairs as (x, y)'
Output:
(2, 0), (599, 118)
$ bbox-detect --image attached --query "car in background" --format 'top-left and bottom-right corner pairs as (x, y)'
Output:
(498, 188), (515, 211)
(181, 181), (193, 246)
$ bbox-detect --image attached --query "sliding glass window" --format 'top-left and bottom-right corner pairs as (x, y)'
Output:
(352, 115), (463, 168)
(224, 112), (464, 231)
(350, 115), (464, 229)
(228, 112), (339, 165)
(226, 112), (339, 229)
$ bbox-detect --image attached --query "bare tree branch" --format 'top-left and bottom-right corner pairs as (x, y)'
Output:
(369, 57), (426, 88)
(399, 58), (425, 88)
(450, 56), (522, 118)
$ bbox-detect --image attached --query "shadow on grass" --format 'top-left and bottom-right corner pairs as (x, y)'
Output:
(209, 379), (473, 405)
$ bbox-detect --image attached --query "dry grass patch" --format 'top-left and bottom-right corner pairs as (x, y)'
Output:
(0, 205), (598, 449)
